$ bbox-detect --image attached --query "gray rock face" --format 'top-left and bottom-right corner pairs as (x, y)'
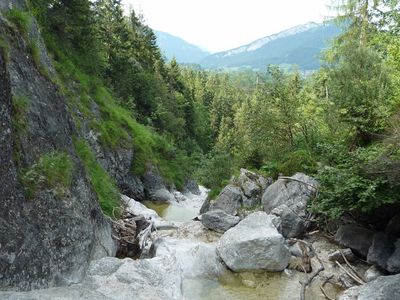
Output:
(335, 225), (375, 258)
(367, 232), (396, 270)
(182, 179), (201, 195)
(0, 256), (183, 300)
(238, 169), (272, 208)
(201, 209), (240, 233)
(142, 171), (175, 202)
(217, 212), (290, 272)
(0, 0), (26, 11)
(357, 274), (400, 300)
(210, 184), (243, 215)
(261, 173), (318, 238)
(0, 16), (115, 290)
(387, 239), (400, 273)
(386, 214), (400, 237)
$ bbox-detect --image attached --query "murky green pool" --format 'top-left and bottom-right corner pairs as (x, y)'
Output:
(143, 201), (199, 222)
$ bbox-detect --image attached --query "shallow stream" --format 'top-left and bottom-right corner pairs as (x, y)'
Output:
(143, 187), (341, 300)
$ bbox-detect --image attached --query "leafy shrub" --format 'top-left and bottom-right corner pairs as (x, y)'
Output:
(21, 152), (74, 198)
(311, 145), (400, 219)
(195, 152), (235, 198)
(278, 149), (318, 176)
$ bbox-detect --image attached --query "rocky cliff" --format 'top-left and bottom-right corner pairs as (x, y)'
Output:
(0, 3), (116, 290)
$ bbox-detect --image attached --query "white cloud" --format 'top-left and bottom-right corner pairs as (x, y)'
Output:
(122, 0), (335, 52)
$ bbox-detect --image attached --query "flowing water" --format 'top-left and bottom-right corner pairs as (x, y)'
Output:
(143, 187), (341, 300)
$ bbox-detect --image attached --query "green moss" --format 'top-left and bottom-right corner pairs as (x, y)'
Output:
(21, 151), (74, 198)
(74, 138), (120, 217)
(12, 95), (29, 133)
(5, 9), (31, 38)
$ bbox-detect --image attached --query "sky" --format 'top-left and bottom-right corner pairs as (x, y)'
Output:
(122, 0), (335, 53)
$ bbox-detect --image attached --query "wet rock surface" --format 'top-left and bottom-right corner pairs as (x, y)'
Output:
(0, 256), (183, 300)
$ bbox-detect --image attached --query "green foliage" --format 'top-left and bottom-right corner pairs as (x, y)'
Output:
(12, 95), (29, 133)
(74, 138), (120, 217)
(311, 144), (400, 219)
(278, 150), (318, 176)
(5, 9), (32, 37)
(195, 152), (235, 198)
(21, 152), (74, 198)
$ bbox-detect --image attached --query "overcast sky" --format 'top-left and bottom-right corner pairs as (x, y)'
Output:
(122, 0), (335, 53)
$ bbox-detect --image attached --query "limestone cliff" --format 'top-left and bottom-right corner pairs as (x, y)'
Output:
(0, 3), (116, 290)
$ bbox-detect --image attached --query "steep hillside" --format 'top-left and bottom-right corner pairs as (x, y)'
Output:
(201, 22), (341, 71)
(0, 4), (115, 290)
(155, 30), (210, 63)
(0, 0), (199, 290)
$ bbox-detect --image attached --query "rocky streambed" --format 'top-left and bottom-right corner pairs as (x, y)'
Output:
(1, 171), (399, 299)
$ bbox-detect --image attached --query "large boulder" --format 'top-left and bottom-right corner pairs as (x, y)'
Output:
(387, 239), (400, 273)
(142, 171), (175, 202)
(367, 232), (396, 270)
(153, 238), (227, 279)
(386, 214), (400, 237)
(0, 256), (183, 300)
(261, 173), (318, 238)
(216, 212), (290, 272)
(209, 184), (243, 215)
(182, 179), (201, 196)
(334, 225), (375, 258)
(237, 169), (272, 208)
(357, 274), (400, 299)
(200, 209), (240, 233)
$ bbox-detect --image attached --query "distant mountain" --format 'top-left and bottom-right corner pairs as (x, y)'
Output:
(200, 22), (341, 71)
(154, 30), (211, 64)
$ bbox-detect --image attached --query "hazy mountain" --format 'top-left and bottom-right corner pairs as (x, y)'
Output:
(154, 30), (211, 64)
(200, 22), (341, 71)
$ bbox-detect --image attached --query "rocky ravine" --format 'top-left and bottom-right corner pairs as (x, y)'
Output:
(3, 170), (399, 299)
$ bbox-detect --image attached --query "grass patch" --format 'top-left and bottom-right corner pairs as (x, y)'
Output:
(21, 151), (74, 198)
(27, 39), (49, 77)
(53, 56), (190, 190)
(12, 95), (29, 133)
(5, 9), (31, 38)
(74, 138), (120, 217)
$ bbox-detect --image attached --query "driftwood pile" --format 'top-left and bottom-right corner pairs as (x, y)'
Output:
(111, 208), (155, 259)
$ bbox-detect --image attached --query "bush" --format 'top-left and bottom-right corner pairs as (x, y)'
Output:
(195, 152), (235, 197)
(21, 151), (74, 198)
(278, 149), (318, 176)
(311, 145), (400, 219)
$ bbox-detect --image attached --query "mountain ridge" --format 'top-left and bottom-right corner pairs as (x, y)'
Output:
(154, 30), (210, 64)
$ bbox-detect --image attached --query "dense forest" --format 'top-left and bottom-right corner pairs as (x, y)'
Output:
(6, 0), (400, 222)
